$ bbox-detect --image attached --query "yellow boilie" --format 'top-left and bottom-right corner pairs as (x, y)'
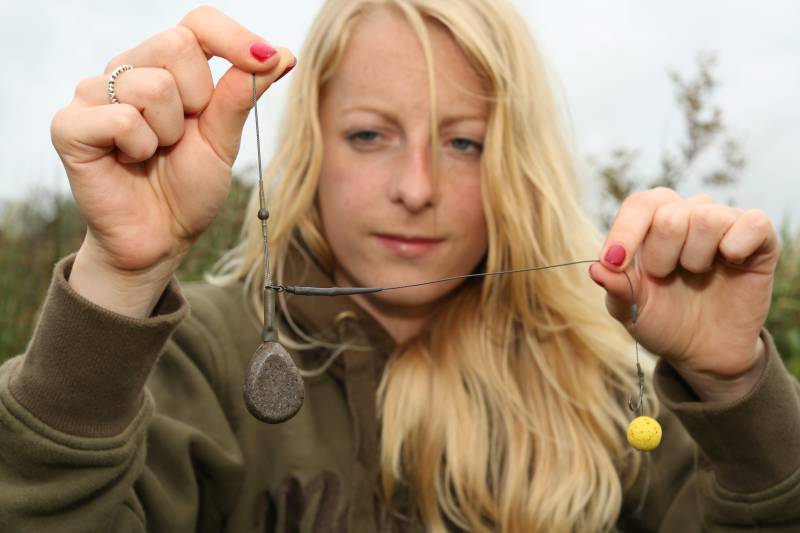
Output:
(627, 416), (662, 451)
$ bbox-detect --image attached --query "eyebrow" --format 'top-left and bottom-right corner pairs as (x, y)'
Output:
(341, 105), (487, 127)
(341, 105), (399, 125)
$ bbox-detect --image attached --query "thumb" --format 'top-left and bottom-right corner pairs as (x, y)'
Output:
(588, 262), (640, 325)
(199, 49), (296, 165)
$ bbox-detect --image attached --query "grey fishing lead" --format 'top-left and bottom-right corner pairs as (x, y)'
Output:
(243, 74), (304, 424)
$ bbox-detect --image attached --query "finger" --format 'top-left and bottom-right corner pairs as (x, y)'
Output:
(178, 5), (283, 69)
(679, 204), (738, 273)
(74, 69), (184, 146)
(198, 48), (295, 165)
(104, 6), (284, 112)
(602, 187), (681, 271)
(685, 193), (716, 205)
(588, 262), (641, 325)
(639, 195), (716, 278)
(105, 26), (214, 114)
(640, 201), (690, 278)
(52, 104), (158, 165)
(718, 209), (780, 269)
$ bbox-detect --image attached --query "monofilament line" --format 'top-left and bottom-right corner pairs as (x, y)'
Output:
(253, 74), (275, 341)
(271, 259), (597, 295)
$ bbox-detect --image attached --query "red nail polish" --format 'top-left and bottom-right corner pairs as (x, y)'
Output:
(250, 42), (277, 62)
(275, 59), (296, 82)
(604, 244), (626, 266)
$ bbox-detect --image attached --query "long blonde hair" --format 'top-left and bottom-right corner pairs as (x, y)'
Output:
(207, 0), (658, 530)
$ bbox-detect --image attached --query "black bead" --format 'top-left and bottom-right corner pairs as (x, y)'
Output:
(257, 208), (270, 220)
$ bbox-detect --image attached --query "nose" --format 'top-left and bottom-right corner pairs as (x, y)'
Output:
(388, 141), (436, 212)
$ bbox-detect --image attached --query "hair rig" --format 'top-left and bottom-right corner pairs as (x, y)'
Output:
(242, 75), (661, 451)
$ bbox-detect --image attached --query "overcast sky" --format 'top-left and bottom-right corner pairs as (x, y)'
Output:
(1, 0), (798, 230)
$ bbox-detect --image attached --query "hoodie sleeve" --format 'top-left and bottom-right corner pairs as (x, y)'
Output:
(0, 252), (244, 532)
(619, 328), (800, 531)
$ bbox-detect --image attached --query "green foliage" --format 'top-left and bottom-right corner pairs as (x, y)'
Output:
(768, 222), (800, 376)
(0, 173), (253, 363)
(0, 188), (85, 361)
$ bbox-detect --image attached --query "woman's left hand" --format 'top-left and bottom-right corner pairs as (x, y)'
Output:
(588, 187), (781, 402)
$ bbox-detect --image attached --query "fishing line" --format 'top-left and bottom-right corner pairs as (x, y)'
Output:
(243, 74), (660, 451)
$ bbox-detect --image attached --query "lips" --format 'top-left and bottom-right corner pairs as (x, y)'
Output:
(373, 233), (445, 258)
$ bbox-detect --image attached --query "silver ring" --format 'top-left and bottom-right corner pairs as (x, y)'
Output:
(107, 64), (134, 104)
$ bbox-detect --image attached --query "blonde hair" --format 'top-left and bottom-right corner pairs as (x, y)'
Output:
(206, 0), (659, 530)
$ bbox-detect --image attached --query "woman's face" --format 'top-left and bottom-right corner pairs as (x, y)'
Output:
(317, 8), (488, 318)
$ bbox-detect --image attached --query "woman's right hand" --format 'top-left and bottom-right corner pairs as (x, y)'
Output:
(51, 6), (294, 316)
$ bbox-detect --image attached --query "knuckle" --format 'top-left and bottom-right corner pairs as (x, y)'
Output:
(621, 190), (647, 209)
(104, 54), (125, 75)
(743, 208), (773, 233)
(623, 187), (679, 210)
(651, 186), (680, 201)
(49, 107), (71, 142)
(234, 27), (256, 48)
(691, 205), (723, 230)
(113, 104), (142, 133)
(145, 69), (176, 101)
(653, 206), (685, 237)
(629, 190), (648, 203)
(722, 209), (739, 229)
(182, 5), (218, 25)
(164, 26), (198, 56)
(74, 77), (97, 100)
(130, 134), (158, 161)
(190, 4), (218, 16)
(720, 244), (747, 264)
(688, 193), (715, 204)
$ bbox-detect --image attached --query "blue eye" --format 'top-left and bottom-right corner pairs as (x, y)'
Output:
(451, 138), (483, 154)
(348, 130), (380, 143)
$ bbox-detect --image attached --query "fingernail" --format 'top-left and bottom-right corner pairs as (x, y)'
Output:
(275, 58), (296, 82)
(604, 244), (626, 266)
(250, 42), (277, 62)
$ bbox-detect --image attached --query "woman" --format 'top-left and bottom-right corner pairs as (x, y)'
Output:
(1, 1), (797, 531)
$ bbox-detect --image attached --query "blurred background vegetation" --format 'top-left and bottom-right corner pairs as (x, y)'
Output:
(1, 52), (798, 377)
(590, 51), (799, 376)
(0, 171), (252, 362)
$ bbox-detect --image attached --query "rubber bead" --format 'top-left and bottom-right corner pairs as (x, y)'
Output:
(627, 415), (662, 451)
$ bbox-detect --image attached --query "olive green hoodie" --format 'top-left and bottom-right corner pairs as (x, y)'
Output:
(1, 248), (799, 532)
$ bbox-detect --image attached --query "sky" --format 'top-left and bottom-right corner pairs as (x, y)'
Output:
(1, 0), (798, 231)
